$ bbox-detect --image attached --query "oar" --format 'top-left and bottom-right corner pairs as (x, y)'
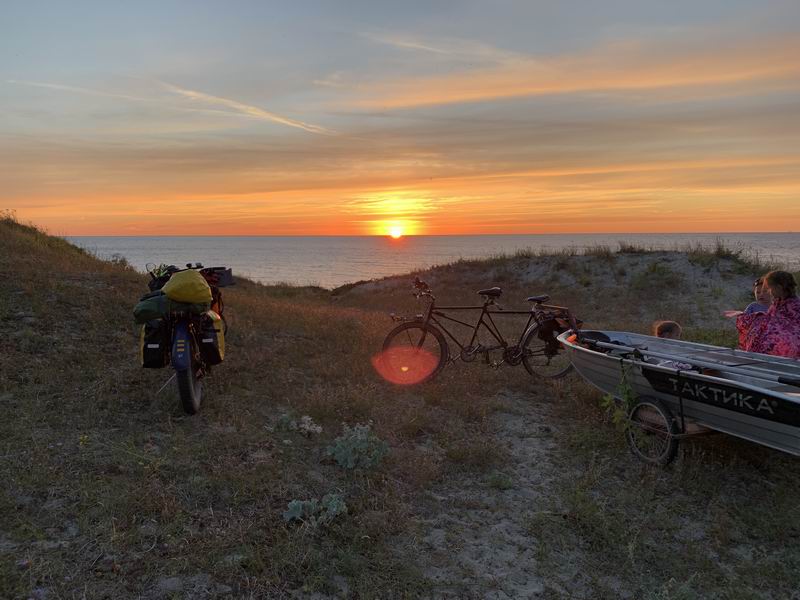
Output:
(585, 339), (800, 389)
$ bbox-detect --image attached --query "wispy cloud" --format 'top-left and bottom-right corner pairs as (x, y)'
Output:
(353, 34), (800, 108)
(7, 79), (150, 103)
(7, 78), (334, 136)
(362, 32), (451, 55)
(159, 82), (335, 135)
(361, 31), (524, 63)
(342, 191), (447, 216)
(313, 71), (348, 88)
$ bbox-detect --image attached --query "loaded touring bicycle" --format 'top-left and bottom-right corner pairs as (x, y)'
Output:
(559, 330), (800, 465)
(134, 263), (234, 414)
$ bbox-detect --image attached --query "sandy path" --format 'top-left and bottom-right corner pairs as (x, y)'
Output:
(413, 388), (572, 599)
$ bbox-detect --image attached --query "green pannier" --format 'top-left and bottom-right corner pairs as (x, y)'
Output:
(133, 291), (209, 324)
(134, 292), (169, 323)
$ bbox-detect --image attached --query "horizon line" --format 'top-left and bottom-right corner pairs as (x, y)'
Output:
(63, 231), (799, 238)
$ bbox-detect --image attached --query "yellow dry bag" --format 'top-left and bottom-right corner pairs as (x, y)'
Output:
(198, 310), (225, 365)
(162, 270), (213, 304)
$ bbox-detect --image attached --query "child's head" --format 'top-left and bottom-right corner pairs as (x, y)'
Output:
(764, 270), (797, 301)
(753, 277), (772, 305)
(653, 320), (682, 339)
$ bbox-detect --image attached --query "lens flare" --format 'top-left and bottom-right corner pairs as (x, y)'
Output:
(371, 347), (439, 385)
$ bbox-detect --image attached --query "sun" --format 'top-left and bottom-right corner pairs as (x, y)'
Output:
(389, 226), (404, 239)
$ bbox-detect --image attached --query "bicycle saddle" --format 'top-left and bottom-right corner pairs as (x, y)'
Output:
(478, 287), (502, 297)
(526, 295), (550, 303)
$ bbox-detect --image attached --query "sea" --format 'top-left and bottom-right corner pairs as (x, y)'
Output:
(68, 233), (800, 290)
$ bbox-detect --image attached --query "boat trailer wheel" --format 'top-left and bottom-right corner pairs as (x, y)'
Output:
(626, 397), (679, 466)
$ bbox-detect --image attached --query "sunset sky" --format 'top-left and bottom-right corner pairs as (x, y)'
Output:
(2, 1), (799, 235)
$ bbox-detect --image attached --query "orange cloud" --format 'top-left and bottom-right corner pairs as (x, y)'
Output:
(14, 153), (799, 236)
(353, 35), (800, 108)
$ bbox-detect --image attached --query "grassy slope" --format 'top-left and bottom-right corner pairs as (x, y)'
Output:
(2, 216), (799, 599)
(331, 242), (768, 340)
(0, 217), (528, 599)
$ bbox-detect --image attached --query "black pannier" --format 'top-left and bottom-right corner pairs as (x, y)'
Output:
(537, 316), (583, 356)
(537, 319), (564, 356)
(140, 319), (170, 368)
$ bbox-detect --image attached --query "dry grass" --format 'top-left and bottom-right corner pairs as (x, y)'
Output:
(2, 212), (799, 598)
(326, 236), (800, 597)
(531, 377), (800, 599)
(2, 214), (538, 598)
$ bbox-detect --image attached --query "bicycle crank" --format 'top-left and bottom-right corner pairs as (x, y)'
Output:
(460, 345), (481, 362)
(503, 346), (524, 366)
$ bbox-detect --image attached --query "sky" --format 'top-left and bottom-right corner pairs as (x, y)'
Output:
(1, 0), (799, 235)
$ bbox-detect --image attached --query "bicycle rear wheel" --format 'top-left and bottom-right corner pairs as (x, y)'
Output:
(380, 323), (448, 385)
(520, 324), (573, 379)
(626, 398), (678, 466)
(176, 361), (203, 414)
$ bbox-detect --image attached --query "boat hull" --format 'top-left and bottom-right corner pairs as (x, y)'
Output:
(559, 331), (800, 457)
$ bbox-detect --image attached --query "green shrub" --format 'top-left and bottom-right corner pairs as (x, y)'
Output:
(600, 362), (636, 430)
(487, 471), (514, 490)
(326, 423), (388, 470)
(276, 414), (323, 436)
(283, 493), (347, 527)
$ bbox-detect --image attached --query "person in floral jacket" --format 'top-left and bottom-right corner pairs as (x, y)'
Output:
(732, 271), (800, 358)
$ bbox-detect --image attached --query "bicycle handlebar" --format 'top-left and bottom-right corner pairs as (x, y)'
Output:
(407, 279), (580, 330)
(148, 263), (233, 287)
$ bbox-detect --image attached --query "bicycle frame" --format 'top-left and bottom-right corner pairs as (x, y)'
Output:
(403, 293), (574, 360)
(171, 319), (193, 371)
(423, 301), (534, 356)
(381, 278), (580, 384)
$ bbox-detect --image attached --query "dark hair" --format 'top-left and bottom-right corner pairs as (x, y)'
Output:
(653, 320), (682, 338)
(753, 277), (763, 288)
(764, 270), (797, 299)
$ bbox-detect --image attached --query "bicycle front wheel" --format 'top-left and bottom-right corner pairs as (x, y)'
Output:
(380, 323), (448, 385)
(520, 324), (573, 379)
